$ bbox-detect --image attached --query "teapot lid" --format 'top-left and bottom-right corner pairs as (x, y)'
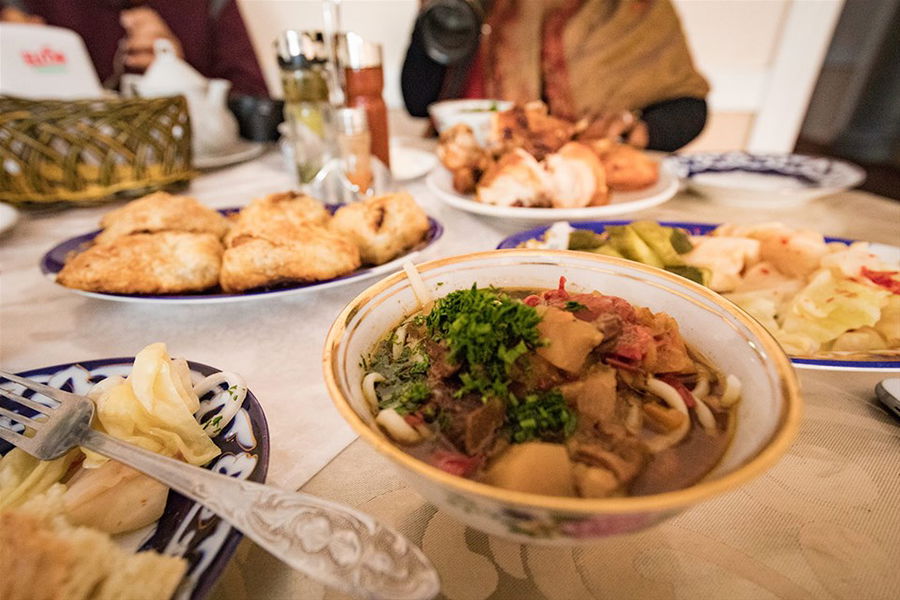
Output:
(139, 39), (207, 94)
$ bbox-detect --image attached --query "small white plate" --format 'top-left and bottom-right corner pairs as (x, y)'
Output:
(390, 145), (438, 182)
(666, 152), (866, 208)
(194, 141), (267, 170)
(0, 202), (20, 236)
(426, 162), (679, 225)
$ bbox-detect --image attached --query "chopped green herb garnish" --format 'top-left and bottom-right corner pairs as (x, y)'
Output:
(426, 285), (542, 401)
(507, 389), (576, 443)
(563, 301), (588, 313)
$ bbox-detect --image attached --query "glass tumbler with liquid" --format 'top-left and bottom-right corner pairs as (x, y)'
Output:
(276, 30), (334, 184)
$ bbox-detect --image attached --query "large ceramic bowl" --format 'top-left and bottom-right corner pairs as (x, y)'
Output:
(322, 250), (802, 544)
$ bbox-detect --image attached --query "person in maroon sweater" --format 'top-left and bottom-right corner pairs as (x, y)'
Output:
(3, 0), (268, 98)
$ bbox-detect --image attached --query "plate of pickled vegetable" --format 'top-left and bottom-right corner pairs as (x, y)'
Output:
(499, 220), (900, 371)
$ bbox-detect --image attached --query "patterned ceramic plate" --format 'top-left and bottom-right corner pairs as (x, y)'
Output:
(40, 208), (444, 304)
(498, 220), (900, 372)
(665, 152), (865, 207)
(0, 357), (270, 600)
(425, 162), (678, 225)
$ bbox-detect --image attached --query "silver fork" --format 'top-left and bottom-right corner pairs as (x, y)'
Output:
(0, 369), (439, 600)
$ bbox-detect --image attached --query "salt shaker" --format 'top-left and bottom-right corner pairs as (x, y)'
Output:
(335, 106), (373, 196)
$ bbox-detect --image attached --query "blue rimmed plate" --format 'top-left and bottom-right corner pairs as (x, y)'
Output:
(40, 207), (444, 304)
(0, 357), (270, 600)
(664, 152), (865, 208)
(498, 220), (900, 372)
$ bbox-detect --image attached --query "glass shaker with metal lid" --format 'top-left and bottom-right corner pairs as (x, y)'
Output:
(276, 30), (334, 184)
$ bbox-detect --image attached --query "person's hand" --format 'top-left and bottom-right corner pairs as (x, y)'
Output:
(119, 7), (184, 71)
(0, 7), (45, 24)
(581, 110), (649, 148)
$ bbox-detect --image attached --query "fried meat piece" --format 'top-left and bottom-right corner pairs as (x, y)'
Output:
(225, 190), (330, 245)
(436, 124), (494, 195)
(476, 149), (551, 208)
(219, 225), (361, 292)
(95, 191), (229, 245)
(329, 193), (430, 265)
(587, 140), (659, 191)
(489, 101), (576, 160)
(57, 231), (223, 294)
(544, 142), (609, 208)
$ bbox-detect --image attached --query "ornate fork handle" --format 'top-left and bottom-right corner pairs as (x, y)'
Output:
(83, 429), (439, 600)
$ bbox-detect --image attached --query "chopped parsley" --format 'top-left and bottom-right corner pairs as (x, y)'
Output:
(425, 285), (542, 401)
(507, 389), (576, 443)
(365, 338), (431, 414)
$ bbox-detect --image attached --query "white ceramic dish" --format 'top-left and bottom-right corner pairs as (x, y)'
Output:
(498, 220), (900, 373)
(390, 144), (438, 182)
(0, 202), (20, 236)
(40, 208), (444, 305)
(194, 141), (267, 170)
(324, 250), (801, 544)
(426, 162), (679, 225)
(666, 152), (865, 208)
(427, 99), (514, 145)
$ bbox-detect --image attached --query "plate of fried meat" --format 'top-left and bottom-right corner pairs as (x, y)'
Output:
(426, 101), (678, 224)
(42, 190), (443, 304)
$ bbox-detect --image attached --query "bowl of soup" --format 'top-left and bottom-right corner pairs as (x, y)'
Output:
(322, 250), (801, 543)
(428, 99), (514, 145)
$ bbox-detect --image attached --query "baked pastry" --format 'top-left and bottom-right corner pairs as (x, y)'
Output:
(587, 140), (659, 191)
(57, 231), (223, 294)
(329, 193), (430, 265)
(543, 142), (609, 208)
(0, 488), (186, 600)
(225, 190), (330, 246)
(95, 191), (230, 245)
(220, 225), (361, 293)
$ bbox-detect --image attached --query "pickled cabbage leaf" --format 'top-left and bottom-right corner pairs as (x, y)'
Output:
(780, 269), (891, 344)
(83, 343), (220, 468)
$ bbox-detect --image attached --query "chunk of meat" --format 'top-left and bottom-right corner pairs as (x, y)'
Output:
(536, 306), (605, 373)
(463, 398), (506, 456)
(543, 142), (609, 208)
(476, 149), (551, 208)
(559, 366), (618, 426)
(585, 139), (660, 191)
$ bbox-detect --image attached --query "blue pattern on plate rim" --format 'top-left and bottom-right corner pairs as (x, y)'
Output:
(39, 207), (444, 302)
(0, 358), (270, 600)
(665, 152), (865, 189)
(497, 221), (899, 371)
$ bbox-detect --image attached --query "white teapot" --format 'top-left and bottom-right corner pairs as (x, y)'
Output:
(133, 39), (240, 159)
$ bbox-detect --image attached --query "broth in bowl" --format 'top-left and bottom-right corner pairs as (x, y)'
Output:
(361, 277), (741, 499)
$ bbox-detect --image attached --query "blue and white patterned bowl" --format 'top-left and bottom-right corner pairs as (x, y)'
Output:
(665, 152), (865, 207)
(0, 358), (270, 600)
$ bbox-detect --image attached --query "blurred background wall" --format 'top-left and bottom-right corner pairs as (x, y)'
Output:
(235, 0), (845, 153)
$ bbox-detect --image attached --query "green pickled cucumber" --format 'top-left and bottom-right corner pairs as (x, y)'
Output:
(630, 221), (685, 266)
(665, 265), (709, 286)
(568, 229), (605, 250)
(605, 225), (665, 267)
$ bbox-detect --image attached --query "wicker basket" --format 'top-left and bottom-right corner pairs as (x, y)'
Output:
(0, 95), (195, 207)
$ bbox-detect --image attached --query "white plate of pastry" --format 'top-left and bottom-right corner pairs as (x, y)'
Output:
(426, 161), (678, 225)
(41, 190), (443, 304)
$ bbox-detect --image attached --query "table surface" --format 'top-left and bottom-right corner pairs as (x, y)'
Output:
(1, 146), (898, 600)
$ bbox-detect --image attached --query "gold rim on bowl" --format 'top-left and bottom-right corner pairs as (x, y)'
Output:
(322, 249), (803, 515)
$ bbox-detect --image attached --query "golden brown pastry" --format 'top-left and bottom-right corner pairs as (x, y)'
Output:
(57, 231), (223, 294)
(95, 191), (230, 245)
(329, 193), (430, 265)
(225, 190), (330, 245)
(587, 139), (659, 191)
(0, 488), (186, 600)
(543, 142), (609, 208)
(220, 226), (361, 293)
